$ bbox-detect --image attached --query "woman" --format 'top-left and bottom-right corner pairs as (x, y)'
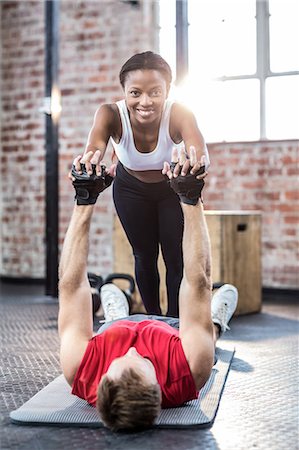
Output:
(78, 51), (210, 317)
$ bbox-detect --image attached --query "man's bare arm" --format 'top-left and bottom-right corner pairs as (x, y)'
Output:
(163, 149), (215, 389)
(58, 205), (94, 384)
(178, 201), (215, 389)
(59, 151), (114, 384)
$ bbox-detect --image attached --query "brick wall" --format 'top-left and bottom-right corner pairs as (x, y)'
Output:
(0, 1), (298, 289)
(205, 142), (299, 289)
(0, 0), (158, 279)
(1, 1), (45, 277)
(58, 0), (158, 274)
(60, 1), (156, 274)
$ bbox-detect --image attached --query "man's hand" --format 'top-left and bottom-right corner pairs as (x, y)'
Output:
(70, 151), (114, 205)
(162, 147), (208, 205)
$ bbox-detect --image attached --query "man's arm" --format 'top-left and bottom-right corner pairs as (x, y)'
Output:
(179, 202), (215, 390)
(163, 148), (214, 390)
(58, 205), (94, 385)
(59, 151), (113, 385)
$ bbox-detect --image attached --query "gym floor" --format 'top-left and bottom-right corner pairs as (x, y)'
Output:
(0, 281), (298, 450)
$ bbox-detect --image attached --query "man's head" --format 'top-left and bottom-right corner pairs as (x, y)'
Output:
(97, 347), (162, 431)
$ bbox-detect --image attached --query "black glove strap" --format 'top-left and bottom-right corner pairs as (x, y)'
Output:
(72, 163), (114, 205)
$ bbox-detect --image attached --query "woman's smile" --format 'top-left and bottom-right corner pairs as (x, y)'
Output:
(136, 108), (155, 118)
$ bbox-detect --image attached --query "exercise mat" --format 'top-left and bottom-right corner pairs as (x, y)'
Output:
(10, 345), (234, 429)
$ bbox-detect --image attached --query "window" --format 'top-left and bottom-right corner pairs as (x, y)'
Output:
(159, 0), (299, 142)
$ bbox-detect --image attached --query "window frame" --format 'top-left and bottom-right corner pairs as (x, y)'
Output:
(215, 0), (299, 141)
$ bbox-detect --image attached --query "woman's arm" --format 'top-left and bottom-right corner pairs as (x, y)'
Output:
(83, 104), (119, 173)
(170, 103), (210, 169)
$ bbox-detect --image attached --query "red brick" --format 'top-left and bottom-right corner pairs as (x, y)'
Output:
(206, 193), (224, 201)
(285, 229), (297, 236)
(281, 155), (298, 165)
(242, 180), (264, 189)
(285, 191), (299, 201)
(264, 242), (277, 249)
(273, 204), (296, 212)
(16, 155), (29, 163)
(268, 168), (283, 176)
(255, 192), (280, 201)
(284, 216), (299, 224)
(247, 157), (270, 165)
(232, 169), (250, 176)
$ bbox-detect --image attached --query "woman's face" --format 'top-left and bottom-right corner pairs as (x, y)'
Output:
(123, 69), (169, 125)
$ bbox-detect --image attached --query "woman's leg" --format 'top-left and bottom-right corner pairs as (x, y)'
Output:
(113, 173), (162, 315)
(158, 193), (184, 317)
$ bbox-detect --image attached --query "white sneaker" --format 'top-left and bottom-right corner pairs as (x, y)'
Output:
(100, 284), (129, 322)
(211, 284), (238, 334)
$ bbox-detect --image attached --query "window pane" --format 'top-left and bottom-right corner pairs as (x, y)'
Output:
(266, 75), (299, 139)
(188, 0), (256, 78)
(173, 77), (260, 142)
(171, 78), (225, 142)
(159, 0), (176, 77)
(219, 79), (260, 141)
(269, 0), (299, 72)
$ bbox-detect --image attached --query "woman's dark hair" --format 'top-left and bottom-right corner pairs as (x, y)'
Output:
(119, 51), (172, 88)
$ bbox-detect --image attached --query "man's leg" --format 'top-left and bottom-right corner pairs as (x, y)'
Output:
(97, 282), (238, 337)
(97, 310), (180, 335)
(211, 284), (239, 364)
(211, 284), (238, 335)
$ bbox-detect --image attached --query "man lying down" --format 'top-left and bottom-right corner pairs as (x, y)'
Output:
(58, 148), (238, 431)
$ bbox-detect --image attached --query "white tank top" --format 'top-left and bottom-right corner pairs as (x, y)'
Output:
(110, 99), (183, 171)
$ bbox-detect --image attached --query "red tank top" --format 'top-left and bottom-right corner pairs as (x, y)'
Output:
(72, 320), (198, 408)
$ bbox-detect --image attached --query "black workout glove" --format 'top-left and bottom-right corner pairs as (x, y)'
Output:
(71, 163), (114, 205)
(169, 163), (205, 205)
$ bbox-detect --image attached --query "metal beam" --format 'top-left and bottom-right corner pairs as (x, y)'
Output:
(45, 0), (60, 297)
(176, 0), (189, 84)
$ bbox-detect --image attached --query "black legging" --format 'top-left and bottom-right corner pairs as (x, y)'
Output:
(113, 162), (184, 317)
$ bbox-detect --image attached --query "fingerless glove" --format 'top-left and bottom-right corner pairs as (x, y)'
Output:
(169, 163), (205, 205)
(72, 163), (114, 205)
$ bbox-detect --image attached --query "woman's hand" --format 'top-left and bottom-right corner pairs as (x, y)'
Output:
(162, 147), (208, 205)
(162, 147), (208, 180)
(70, 151), (114, 205)
(69, 150), (116, 181)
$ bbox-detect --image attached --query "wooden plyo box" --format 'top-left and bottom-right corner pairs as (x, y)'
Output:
(205, 211), (262, 315)
(113, 210), (262, 316)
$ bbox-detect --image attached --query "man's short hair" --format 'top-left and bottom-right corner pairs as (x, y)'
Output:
(97, 368), (161, 431)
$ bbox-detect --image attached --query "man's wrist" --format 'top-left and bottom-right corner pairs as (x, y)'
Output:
(73, 203), (95, 215)
(181, 201), (203, 211)
(178, 195), (203, 206)
(74, 189), (100, 205)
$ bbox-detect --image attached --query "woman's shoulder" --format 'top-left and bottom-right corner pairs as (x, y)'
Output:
(169, 101), (195, 139)
(170, 101), (198, 126)
(170, 101), (194, 120)
(95, 102), (119, 118)
(93, 103), (121, 132)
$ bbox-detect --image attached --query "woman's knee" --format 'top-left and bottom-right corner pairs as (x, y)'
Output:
(134, 251), (159, 269)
